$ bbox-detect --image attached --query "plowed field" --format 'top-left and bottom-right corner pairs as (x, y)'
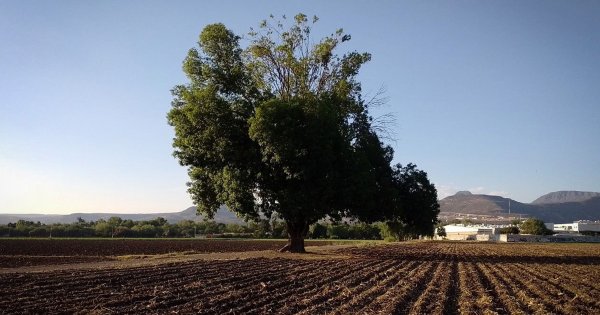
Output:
(0, 239), (337, 267)
(1, 241), (599, 314)
(0, 239), (294, 256)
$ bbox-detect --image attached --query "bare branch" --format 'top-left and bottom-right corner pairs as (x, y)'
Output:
(364, 85), (389, 109)
(371, 112), (398, 143)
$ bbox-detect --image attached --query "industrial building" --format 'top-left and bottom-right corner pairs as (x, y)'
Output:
(438, 221), (600, 242)
(551, 221), (600, 233)
(440, 224), (497, 241)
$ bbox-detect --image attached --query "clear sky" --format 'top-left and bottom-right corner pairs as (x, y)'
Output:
(1, 1), (599, 214)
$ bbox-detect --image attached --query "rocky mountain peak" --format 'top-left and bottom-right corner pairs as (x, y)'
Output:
(531, 191), (600, 204)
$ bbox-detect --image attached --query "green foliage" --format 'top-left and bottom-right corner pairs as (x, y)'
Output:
(519, 218), (553, 235)
(177, 220), (195, 237)
(167, 14), (438, 252)
(327, 224), (350, 239)
(131, 224), (158, 238)
(497, 226), (520, 235)
(309, 223), (328, 239)
(108, 216), (123, 227)
(377, 222), (398, 242)
(114, 226), (133, 237)
(247, 219), (272, 238)
(348, 223), (382, 240)
(0, 218), (388, 240)
(224, 223), (247, 234)
(94, 222), (112, 237)
(311, 222), (382, 240)
(379, 221), (407, 241)
(29, 227), (49, 237)
(246, 13), (370, 101)
(199, 221), (226, 234)
(0, 225), (10, 236)
(382, 164), (440, 240)
(271, 220), (288, 238)
(436, 225), (447, 238)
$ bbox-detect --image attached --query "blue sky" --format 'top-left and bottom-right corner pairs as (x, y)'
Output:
(1, 1), (599, 214)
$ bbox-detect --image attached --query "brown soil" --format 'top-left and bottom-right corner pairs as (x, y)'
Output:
(0, 241), (599, 314)
(0, 239), (343, 256)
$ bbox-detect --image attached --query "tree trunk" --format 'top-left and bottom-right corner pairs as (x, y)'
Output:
(279, 221), (309, 253)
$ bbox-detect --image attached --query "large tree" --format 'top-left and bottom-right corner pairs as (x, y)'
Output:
(168, 14), (437, 252)
(382, 164), (440, 240)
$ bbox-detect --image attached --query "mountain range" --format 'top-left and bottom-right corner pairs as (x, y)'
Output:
(439, 191), (600, 223)
(0, 206), (243, 225)
(531, 191), (600, 205)
(2, 191), (599, 225)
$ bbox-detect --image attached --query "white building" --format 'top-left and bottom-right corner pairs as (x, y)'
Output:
(440, 224), (497, 241)
(552, 221), (600, 233)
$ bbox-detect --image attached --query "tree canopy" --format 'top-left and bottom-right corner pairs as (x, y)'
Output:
(519, 218), (553, 235)
(168, 14), (439, 252)
(383, 164), (440, 240)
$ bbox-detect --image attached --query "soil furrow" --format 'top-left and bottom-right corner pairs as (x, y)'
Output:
(478, 262), (531, 314)
(493, 263), (562, 315)
(407, 261), (452, 315)
(365, 260), (438, 314)
(1, 241), (599, 314)
(234, 259), (390, 314)
(324, 260), (420, 315)
(510, 262), (598, 314)
(222, 259), (397, 314)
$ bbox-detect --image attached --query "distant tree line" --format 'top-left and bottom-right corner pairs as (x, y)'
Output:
(0, 217), (280, 239)
(0, 217), (427, 240)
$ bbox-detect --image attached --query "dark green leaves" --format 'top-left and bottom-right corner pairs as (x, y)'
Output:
(168, 15), (439, 248)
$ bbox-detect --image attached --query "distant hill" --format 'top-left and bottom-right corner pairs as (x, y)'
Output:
(531, 191), (600, 204)
(439, 193), (534, 216)
(533, 196), (600, 222)
(5, 190), (600, 225)
(439, 191), (600, 223)
(0, 206), (243, 225)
